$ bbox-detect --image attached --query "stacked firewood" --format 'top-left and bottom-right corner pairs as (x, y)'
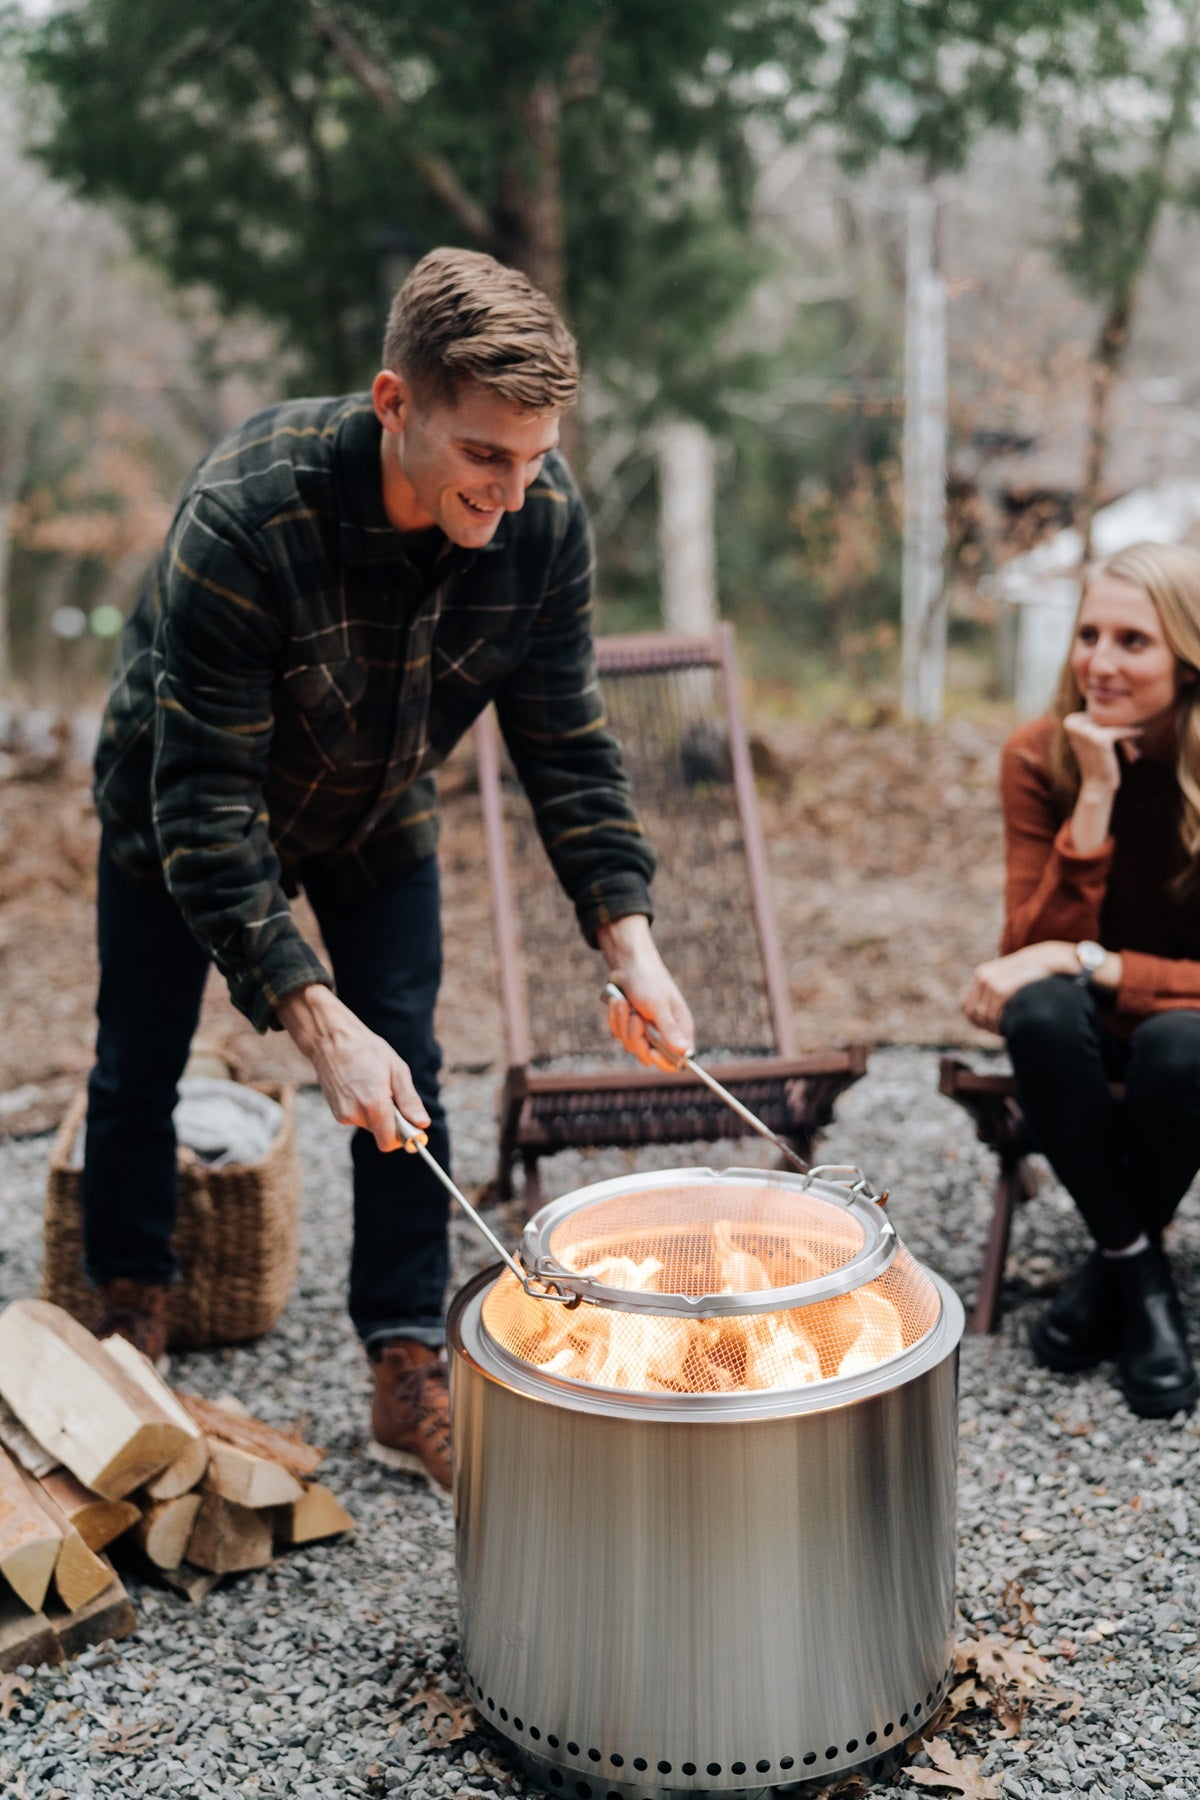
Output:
(0, 1299), (354, 1672)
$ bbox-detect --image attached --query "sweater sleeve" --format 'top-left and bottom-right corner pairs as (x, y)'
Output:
(1112, 951), (1200, 1029)
(999, 733), (1113, 952)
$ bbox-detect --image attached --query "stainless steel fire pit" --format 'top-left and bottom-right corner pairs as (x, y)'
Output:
(448, 1164), (964, 1799)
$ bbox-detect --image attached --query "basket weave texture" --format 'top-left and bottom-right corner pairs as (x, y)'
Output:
(41, 1083), (301, 1351)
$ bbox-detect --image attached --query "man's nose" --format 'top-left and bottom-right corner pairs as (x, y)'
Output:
(496, 464), (528, 512)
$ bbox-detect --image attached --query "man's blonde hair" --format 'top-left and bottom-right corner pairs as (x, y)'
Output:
(382, 247), (578, 412)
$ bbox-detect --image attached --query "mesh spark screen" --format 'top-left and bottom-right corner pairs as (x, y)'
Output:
(482, 1183), (941, 1394)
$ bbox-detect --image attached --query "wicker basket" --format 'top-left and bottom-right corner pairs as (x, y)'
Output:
(41, 1083), (301, 1351)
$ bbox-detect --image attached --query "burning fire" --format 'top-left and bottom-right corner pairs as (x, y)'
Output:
(495, 1219), (904, 1394)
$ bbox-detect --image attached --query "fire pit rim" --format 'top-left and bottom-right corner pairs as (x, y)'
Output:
(450, 1264), (965, 1423)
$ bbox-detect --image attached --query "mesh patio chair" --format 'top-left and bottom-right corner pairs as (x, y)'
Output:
(476, 623), (869, 1205)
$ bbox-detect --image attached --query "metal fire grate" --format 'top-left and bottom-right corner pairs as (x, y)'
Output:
(481, 1174), (941, 1396)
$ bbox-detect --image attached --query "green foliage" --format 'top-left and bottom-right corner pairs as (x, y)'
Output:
(20, 0), (823, 411)
(829, 0), (1146, 175)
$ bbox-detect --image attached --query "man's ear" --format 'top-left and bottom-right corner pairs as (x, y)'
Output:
(372, 369), (409, 434)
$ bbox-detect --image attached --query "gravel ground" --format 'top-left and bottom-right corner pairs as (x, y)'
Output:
(1, 1047), (1199, 1800)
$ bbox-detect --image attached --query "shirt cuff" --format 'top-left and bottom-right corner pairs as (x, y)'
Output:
(576, 875), (655, 947)
(229, 937), (335, 1034)
(1053, 819), (1114, 868)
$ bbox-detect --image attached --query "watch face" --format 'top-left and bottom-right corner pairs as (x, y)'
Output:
(1077, 940), (1106, 975)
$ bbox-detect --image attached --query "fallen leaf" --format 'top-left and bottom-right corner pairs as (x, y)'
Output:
(0, 1674), (31, 1722)
(1042, 1685), (1084, 1721)
(1054, 1638), (1078, 1661)
(908, 1738), (1004, 1798)
(1000, 1579), (1038, 1629)
(92, 1719), (178, 1757)
(408, 1680), (477, 1748)
(969, 1638), (1052, 1692)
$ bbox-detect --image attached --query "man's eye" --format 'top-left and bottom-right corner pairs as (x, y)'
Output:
(465, 450), (496, 464)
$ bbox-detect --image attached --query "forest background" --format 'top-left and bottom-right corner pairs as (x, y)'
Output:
(5, 1), (1200, 1123)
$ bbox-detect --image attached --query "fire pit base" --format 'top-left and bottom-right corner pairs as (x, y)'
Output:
(479, 1719), (918, 1800)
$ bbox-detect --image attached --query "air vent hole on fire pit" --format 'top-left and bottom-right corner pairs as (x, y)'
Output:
(780, 1758), (794, 1771)
(567, 1742), (581, 1755)
(755, 1759), (771, 1773)
(706, 1764), (721, 1777)
(730, 1762), (746, 1775)
(682, 1763), (697, 1776)
(500, 1708), (509, 1721)
(610, 1754), (624, 1767)
(866, 1731), (877, 1745)
(632, 1758), (647, 1771)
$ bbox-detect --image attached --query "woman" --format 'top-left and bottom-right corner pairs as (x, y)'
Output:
(964, 541), (1200, 1418)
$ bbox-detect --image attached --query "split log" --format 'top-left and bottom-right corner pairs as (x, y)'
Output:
(205, 1441), (304, 1511)
(44, 1559), (136, 1658)
(157, 1562), (221, 1604)
(176, 1391), (324, 1480)
(273, 1482), (356, 1546)
(52, 1524), (115, 1613)
(11, 1466), (114, 1614)
(100, 1335), (208, 1499)
(0, 1301), (190, 1499)
(0, 1394), (58, 1478)
(142, 1437), (209, 1502)
(0, 1446), (62, 1612)
(186, 1492), (272, 1575)
(37, 1469), (139, 1554)
(134, 1495), (203, 1572)
(0, 1593), (63, 1673)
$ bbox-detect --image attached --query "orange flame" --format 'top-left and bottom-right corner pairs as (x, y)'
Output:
(506, 1220), (904, 1393)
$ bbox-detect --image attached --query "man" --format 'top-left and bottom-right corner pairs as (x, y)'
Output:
(85, 247), (693, 1491)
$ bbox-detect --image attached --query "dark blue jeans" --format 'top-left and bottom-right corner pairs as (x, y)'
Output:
(1003, 974), (1200, 1250)
(83, 840), (450, 1347)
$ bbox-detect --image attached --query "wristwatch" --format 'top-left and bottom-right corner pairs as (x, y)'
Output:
(1075, 939), (1108, 980)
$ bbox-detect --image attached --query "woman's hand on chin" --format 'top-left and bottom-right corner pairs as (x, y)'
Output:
(961, 941), (1078, 1035)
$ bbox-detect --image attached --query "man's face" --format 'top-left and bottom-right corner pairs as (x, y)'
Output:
(374, 373), (561, 547)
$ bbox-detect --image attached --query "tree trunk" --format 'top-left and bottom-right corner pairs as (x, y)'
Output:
(1076, 295), (1132, 565)
(655, 420), (718, 636)
(500, 82), (567, 312)
(900, 187), (948, 725)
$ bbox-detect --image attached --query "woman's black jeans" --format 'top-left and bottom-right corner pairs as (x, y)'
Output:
(82, 839), (451, 1350)
(1003, 975), (1200, 1250)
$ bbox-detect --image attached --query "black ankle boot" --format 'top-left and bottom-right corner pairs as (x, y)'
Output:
(1029, 1251), (1119, 1371)
(1109, 1242), (1199, 1418)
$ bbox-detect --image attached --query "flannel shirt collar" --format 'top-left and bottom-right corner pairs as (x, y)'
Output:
(332, 397), (509, 572)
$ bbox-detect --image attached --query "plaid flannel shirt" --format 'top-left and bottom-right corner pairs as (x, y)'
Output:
(94, 393), (654, 1031)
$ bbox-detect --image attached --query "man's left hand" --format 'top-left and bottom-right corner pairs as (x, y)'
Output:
(596, 915), (694, 1072)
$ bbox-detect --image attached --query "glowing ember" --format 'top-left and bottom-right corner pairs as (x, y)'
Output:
(490, 1219), (906, 1393)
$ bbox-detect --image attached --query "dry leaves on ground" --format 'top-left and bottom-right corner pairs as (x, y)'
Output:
(91, 1717), (179, 1756)
(408, 1679), (477, 1748)
(908, 1738), (1004, 1799)
(0, 1673), (31, 1722)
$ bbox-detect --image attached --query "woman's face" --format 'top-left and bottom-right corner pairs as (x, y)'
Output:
(1070, 574), (1187, 727)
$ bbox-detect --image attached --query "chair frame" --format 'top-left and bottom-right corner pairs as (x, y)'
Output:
(477, 624), (869, 1203)
(939, 1056), (1124, 1334)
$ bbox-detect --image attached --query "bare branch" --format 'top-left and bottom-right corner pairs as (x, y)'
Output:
(309, 2), (501, 254)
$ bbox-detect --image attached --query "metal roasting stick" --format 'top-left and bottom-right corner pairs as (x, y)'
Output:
(601, 982), (886, 1203)
(392, 1109), (579, 1300)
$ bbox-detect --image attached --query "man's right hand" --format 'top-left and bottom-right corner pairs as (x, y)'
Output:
(275, 984), (429, 1151)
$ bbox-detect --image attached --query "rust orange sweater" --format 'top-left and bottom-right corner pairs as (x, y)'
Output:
(1000, 715), (1200, 1032)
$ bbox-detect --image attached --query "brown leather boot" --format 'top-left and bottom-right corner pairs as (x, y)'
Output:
(95, 1277), (170, 1367)
(368, 1339), (452, 1492)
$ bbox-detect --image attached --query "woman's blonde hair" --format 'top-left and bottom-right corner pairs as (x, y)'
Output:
(1048, 540), (1200, 886)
